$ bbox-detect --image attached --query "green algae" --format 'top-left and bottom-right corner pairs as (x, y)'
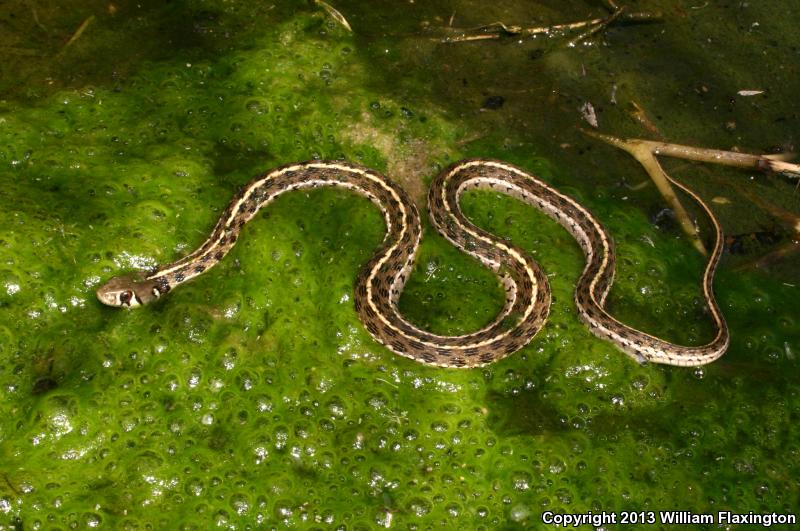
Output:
(1, 1), (799, 530)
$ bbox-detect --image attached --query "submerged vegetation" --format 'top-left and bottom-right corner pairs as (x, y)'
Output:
(0, 1), (798, 528)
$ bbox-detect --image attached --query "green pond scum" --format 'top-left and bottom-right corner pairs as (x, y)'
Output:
(0, 0), (798, 529)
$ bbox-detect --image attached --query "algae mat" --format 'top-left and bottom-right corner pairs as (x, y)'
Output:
(1, 1), (799, 529)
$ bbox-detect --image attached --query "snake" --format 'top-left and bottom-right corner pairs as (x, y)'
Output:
(96, 159), (729, 367)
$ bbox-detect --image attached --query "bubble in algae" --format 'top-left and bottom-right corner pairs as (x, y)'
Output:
(511, 471), (533, 491)
(406, 497), (431, 517)
(230, 493), (250, 515)
(510, 503), (531, 522)
(82, 512), (102, 528)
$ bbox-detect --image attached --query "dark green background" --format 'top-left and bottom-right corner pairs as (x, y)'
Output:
(1, 1), (798, 529)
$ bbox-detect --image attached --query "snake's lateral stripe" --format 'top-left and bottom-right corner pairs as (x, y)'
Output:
(97, 159), (729, 367)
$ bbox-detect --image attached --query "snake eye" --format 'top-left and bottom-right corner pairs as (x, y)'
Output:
(119, 290), (133, 306)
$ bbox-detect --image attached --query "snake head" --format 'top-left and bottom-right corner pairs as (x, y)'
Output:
(96, 272), (160, 308)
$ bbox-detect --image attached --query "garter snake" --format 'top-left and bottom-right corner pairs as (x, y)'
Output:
(97, 159), (729, 367)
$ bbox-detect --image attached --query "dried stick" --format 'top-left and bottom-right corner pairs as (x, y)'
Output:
(593, 131), (799, 177)
(314, 0), (352, 32)
(63, 15), (95, 48)
(728, 185), (800, 272)
(584, 129), (708, 254)
(567, 4), (625, 47)
(437, 9), (661, 43)
(583, 129), (800, 256)
(648, 143), (799, 177)
(27, 0), (47, 31)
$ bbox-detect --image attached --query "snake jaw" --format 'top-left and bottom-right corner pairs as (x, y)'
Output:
(96, 272), (157, 308)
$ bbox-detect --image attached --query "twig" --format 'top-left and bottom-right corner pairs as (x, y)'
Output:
(2, 473), (21, 496)
(628, 101), (664, 139)
(732, 184), (800, 234)
(437, 18), (592, 43)
(648, 143), (798, 177)
(0, 46), (41, 56)
(567, 5), (625, 47)
(437, 9), (662, 43)
(585, 130), (800, 178)
(27, 0), (47, 31)
(374, 377), (398, 389)
(314, 0), (352, 32)
(625, 102), (800, 178)
(728, 165), (800, 271)
(583, 129), (800, 256)
(63, 15), (95, 48)
(732, 242), (799, 272)
(727, 193), (800, 271)
(584, 129), (708, 254)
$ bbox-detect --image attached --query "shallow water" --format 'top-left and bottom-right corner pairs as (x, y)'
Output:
(1, 1), (798, 529)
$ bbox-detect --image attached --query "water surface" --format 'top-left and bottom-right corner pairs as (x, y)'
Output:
(0, 1), (798, 528)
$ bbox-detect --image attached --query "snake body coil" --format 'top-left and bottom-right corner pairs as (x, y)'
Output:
(97, 159), (729, 367)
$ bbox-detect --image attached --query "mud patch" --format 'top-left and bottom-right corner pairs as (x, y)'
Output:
(343, 111), (457, 207)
